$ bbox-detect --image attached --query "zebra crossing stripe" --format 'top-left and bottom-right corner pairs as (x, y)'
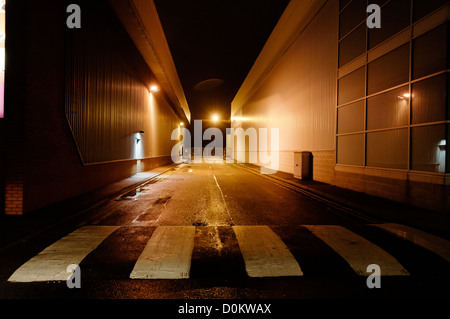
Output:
(130, 226), (195, 279)
(373, 223), (450, 263)
(7, 226), (119, 282)
(233, 226), (303, 277)
(304, 225), (409, 276)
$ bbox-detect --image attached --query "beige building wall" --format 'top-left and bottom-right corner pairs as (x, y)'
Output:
(231, 0), (450, 213)
(231, 0), (337, 184)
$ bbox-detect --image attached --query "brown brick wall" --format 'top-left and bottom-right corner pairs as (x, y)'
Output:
(311, 150), (336, 185)
(3, 158), (25, 215)
(141, 156), (173, 172)
(278, 149), (449, 213)
(334, 169), (449, 213)
(241, 149), (448, 213)
(4, 187), (23, 215)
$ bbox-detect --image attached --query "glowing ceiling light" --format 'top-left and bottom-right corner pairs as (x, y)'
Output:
(212, 115), (219, 123)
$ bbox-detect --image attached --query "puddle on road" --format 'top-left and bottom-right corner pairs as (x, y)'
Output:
(116, 167), (186, 202)
(192, 221), (208, 226)
(152, 195), (172, 206)
(133, 195), (172, 223)
(116, 186), (146, 201)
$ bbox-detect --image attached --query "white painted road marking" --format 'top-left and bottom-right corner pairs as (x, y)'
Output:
(373, 223), (450, 263)
(8, 226), (119, 282)
(304, 225), (409, 276)
(130, 226), (195, 279)
(233, 225), (303, 277)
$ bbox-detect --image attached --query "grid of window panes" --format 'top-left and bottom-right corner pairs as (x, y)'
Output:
(337, 0), (449, 173)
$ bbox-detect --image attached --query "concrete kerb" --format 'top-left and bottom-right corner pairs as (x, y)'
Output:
(236, 163), (450, 237)
(236, 163), (384, 224)
(77, 163), (180, 226)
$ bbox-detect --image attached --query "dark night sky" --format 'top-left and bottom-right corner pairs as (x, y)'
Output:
(153, 0), (290, 123)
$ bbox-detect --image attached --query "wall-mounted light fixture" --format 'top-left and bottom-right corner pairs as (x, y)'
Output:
(136, 130), (144, 143)
(398, 93), (411, 100)
(150, 85), (160, 93)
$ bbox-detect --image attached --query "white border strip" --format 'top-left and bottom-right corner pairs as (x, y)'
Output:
(8, 226), (119, 282)
(373, 223), (450, 263)
(233, 225), (303, 277)
(130, 226), (195, 279)
(305, 225), (409, 276)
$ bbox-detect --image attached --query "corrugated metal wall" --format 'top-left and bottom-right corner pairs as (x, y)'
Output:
(65, 1), (179, 164)
(237, 0), (338, 174)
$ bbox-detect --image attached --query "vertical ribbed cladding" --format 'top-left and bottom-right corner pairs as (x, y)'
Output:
(64, 0), (180, 165)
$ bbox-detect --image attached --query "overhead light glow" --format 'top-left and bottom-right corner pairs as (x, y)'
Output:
(397, 93), (411, 100)
(150, 85), (159, 93)
(231, 117), (249, 122)
(212, 115), (219, 122)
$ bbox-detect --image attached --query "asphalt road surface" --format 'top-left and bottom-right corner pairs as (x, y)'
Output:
(1, 162), (449, 309)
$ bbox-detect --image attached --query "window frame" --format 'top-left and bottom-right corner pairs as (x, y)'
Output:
(336, 1), (450, 174)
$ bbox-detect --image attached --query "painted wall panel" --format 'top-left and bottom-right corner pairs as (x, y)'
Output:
(65, 0), (180, 164)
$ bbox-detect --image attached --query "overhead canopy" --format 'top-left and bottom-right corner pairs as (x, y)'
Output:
(108, 0), (191, 124)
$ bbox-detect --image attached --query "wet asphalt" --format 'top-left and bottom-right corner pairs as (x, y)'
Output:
(0, 162), (449, 305)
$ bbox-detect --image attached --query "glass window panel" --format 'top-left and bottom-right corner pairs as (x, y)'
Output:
(338, 67), (365, 105)
(337, 134), (365, 166)
(367, 44), (410, 95)
(411, 124), (446, 173)
(339, 0), (351, 12)
(413, 0), (449, 22)
(339, 24), (366, 67)
(366, 129), (408, 169)
(369, 0), (389, 6)
(339, 0), (366, 38)
(411, 74), (447, 124)
(368, 0), (411, 49)
(367, 86), (410, 130)
(337, 100), (365, 134)
(413, 23), (448, 80)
